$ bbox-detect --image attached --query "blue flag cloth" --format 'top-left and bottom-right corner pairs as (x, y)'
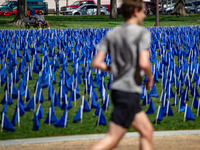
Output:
(82, 97), (91, 112)
(142, 92), (149, 105)
(44, 107), (57, 125)
(91, 93), (98, 109)
(48, 82), (54, 100)
(156, 106), (163, 121)
(54, 107), (69, 128)
(146, 99), (156, 114)
(1, 91), (13, 105)
(95, 101), (100, 116)
(61, 94), (73, 110)
(24, 95), (35, 111)
(185, 104), (195, 121)
(11, 84), (18, 99)
(102, 96), (111, 111)
(149, 84), (159, 97)
(191, 93), (198, 109)
(36, 88), (44, 103)
(53, 91), (61, 107)
(96, 108), (107, 126)
(73, 106), (82, 123)
(179, 96), (186, 112)
(33, 112), (39, 130)
(18, 80), (25, 96)
(25, 86), (31, 102)
(36, 103), (43, 120)
(11, 103), (20, 126)
(68, 89), (80, 101)
(163, 101), (174, 116)
(2, 101), (8, 114)
(2, 112), (15, 132)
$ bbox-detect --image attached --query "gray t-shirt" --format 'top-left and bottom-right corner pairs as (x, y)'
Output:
(35, 14), (45, 22)
(96, 23), (151, 94)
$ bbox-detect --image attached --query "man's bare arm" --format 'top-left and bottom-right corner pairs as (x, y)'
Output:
(92, 51), (110, 72)
(139, 50), (153, 90)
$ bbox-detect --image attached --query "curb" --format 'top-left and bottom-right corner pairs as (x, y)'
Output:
(1, 130), (200, 146)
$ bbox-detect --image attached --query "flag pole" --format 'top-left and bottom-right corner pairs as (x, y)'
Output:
(81, 105), (83, 123)
(166, 101), (169, 117)
(184, 104), (188, 122)
(197, 99), (200, 117)
(74, 89), (76, 107)
(155, 106), (160, 125)
(49, 107), (51, 125)
(1, 112), (5, 133)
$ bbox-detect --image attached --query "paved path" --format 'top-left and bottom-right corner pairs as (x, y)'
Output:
(1, 130), (200, 150)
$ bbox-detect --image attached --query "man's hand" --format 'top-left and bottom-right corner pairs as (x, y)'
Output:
(146, 77), (153, 90)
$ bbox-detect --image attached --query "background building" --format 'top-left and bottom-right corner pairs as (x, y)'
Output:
(0, 0), (123, 11)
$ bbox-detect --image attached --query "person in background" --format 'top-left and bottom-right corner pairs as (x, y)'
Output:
(89, 0), (154, 149)
(35, 10), (50, 29)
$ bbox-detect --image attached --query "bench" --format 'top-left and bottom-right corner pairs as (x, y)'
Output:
(24, 16), (47, 29)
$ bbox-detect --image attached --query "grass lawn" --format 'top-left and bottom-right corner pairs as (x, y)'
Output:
(0, 15), (200, 140)
(0, 14), (200, 29)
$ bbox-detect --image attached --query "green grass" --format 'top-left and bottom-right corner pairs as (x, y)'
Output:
(0, 14), (200, 140)
(0, 14), (200, 29)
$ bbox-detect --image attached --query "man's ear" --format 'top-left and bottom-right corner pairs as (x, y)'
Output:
(133, 8), (139, 17)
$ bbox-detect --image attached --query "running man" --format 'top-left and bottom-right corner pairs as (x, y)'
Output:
(90, 0), (154, 149)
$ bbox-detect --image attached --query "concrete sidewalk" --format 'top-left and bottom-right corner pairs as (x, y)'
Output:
(1, 130), (200, 146)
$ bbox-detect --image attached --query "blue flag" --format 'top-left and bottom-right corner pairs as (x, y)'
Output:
(54, 107), (69, 128)
(156, 106), (163, 121)
(1, 112), (15, 132)
(33, 112), (39, 130)
(149, 84), (159, 97)
(185, 104), (195, 121)
(24, 95), (36, 111)
(73, 106), (82, 123)
(96, 108), (107, 126)
(44, 107), (57, 125)
(146, 99), (156, 114)
(82, 96), (91, 112)
(36, 103), (43, 120)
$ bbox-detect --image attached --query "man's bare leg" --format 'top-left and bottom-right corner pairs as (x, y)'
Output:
(46, 21), (50, 28)
(38, 22), (42, 29)
(131, 111), (154, 150)
(89, 122), (127, 150)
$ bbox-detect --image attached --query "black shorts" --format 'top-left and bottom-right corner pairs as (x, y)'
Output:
(111, 90), (142, 129)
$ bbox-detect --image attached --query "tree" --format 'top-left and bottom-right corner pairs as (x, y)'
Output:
(110, 0), (117, 19)
(97, 0), (101, 15)
(171, 0), (188, 16)
(11, 0), (27, 25)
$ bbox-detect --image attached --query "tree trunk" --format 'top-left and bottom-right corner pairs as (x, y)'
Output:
(171, 0), (188, 16)
(11, 0), (27, 25)
(97, 0), (101, 15)
(110, 0), (117, 19)
(66, 0), (68, 6)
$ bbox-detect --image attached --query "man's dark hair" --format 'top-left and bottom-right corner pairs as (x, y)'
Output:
(120, 0), (144, 21)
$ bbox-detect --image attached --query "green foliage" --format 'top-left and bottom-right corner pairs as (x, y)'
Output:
(1, 14), (200, 140)
(0, 14), (200, 29)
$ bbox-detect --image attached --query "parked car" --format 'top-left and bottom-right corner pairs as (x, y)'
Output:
(164, 5), (174, 14)
(185, 2), (197, 14)
(192, 1), (200, 8)
(164, 3), (197, 14)
(196, 5), (200, 13)
(61, 0), (110, 15)
(63, 4), (109, 15)
(0, 0), (48, 15)
(0, 6), (39, 16)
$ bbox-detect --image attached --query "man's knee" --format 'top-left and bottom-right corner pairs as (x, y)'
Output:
(141, 125), (154, 142)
